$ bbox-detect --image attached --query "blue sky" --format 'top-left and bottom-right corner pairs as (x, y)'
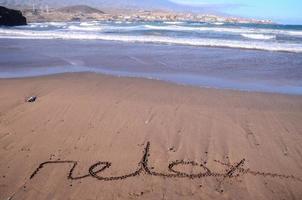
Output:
(169, 0), (302, 24)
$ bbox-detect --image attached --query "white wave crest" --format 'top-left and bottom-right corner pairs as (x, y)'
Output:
(24, 22), (302, 38)
(0, 29), (301, 53)
(163, 21), (185, 25)
(141, 25), (302, 37)
(212, 22), (225, 25)
(48, 22), (67, 26)
(68, 25), (102, 31)
(241, 33), (276, 40)
(80, 22), (98, 26)
(286, 30), (302, 36)
(13, 21), (302, 40)
(26, 23), (49, 28)
(143, 25), (258, 34)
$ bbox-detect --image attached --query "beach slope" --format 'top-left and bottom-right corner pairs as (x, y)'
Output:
(0, 73), (301, 200)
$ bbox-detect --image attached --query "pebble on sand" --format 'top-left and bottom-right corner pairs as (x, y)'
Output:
(26, 96), (37, 103)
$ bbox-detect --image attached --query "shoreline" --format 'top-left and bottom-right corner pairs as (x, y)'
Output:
(1, 38), (302, 96)
(1, 71), (302, 97)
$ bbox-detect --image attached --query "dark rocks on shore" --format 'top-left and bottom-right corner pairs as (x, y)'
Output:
(0, 6), (27, 26)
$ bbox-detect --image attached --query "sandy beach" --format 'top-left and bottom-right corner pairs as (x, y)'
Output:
(0, 72), (301, 200)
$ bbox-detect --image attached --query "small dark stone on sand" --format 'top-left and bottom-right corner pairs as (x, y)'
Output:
(26, 96), (37, 103)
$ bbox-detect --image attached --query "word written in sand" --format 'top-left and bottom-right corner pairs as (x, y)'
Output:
(30, 142), (302, 182)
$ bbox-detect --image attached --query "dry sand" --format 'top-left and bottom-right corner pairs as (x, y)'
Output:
(0, 73), (301, 200)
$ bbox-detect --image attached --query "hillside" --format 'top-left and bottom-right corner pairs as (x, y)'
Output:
(56, 5), (105, 14)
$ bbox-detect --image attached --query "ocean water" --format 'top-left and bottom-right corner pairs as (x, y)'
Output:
(0, 21), (302, 95)
(1, 21), (302, 52)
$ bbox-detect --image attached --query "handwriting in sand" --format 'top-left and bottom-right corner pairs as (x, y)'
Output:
(30, 142), (302, 183)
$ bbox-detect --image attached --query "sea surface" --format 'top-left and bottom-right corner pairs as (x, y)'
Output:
(0, 21), (302, 94)
(1, 21), (302, 52)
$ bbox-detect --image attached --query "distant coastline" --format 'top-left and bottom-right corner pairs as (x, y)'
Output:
(19, 5), (273, 24)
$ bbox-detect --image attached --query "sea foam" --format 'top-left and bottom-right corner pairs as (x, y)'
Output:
(241, 33), (276, 40)
(0, 28), (301, 53)
(1, 21), (302, 53)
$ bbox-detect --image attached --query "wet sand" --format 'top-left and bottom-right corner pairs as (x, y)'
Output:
(1, 39), (302, 94)
(0, 73), (302, 200)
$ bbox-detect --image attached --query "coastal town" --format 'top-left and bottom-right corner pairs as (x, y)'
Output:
(21, 5), (273, 24)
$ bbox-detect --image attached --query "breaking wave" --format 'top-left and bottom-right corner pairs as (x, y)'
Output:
(241, 33), (276, 40)
(0, 29), (301, 53)
(68, 25), (103, 31)
(143, 25), (302, 36)
(1, 21), (301, 53)
(163, 21), (185, 25)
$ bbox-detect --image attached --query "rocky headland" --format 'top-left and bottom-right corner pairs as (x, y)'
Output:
(0, 6), (27, 26)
